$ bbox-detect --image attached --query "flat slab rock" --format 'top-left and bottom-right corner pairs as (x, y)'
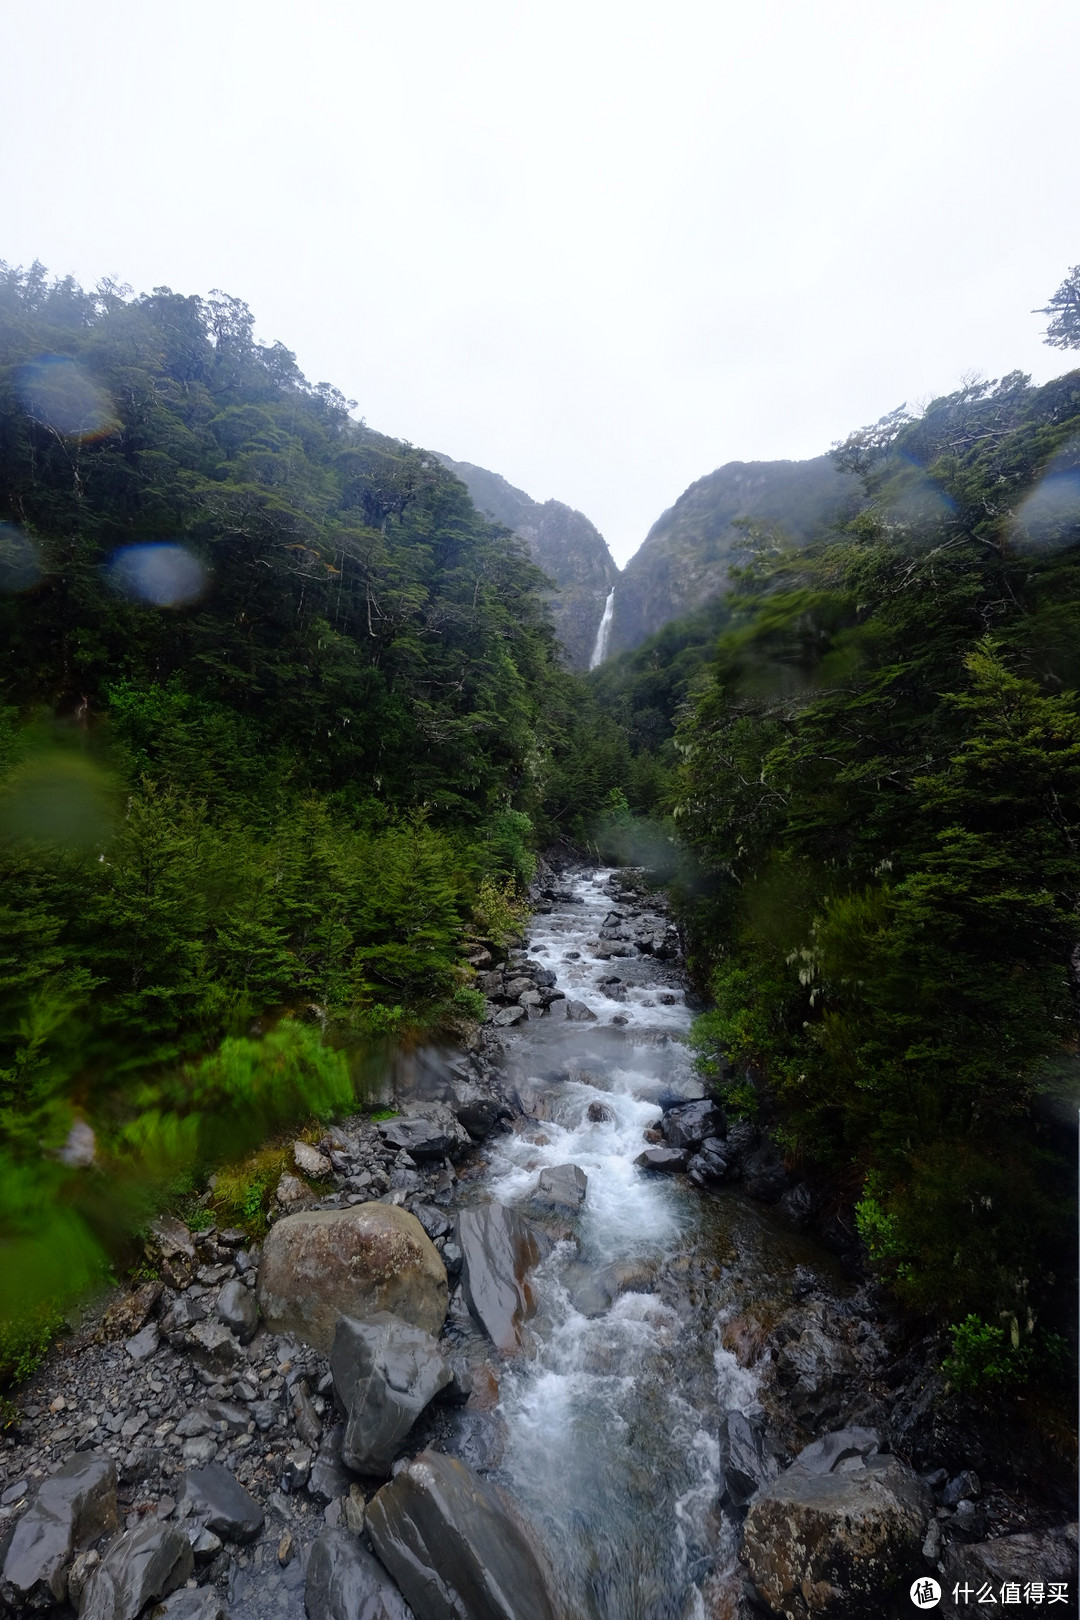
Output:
(80, 1520), (193, 1620)
(177, 1462), (265, 1543)
(305, 1526), (415, 1620)
(365, 1449), (558, 1620)
(1, 1452), (118, 1607)
(457, 1203), (540, 1356)
(743, 1451), (932, 1620)
(331, 1312), (452, 1477)
(258, 1202), (448, 1354)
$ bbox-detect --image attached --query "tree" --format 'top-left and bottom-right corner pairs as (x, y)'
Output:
(1034, 264), (1080, 350)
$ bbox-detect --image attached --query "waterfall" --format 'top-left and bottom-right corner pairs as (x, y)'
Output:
(589, 587), (615, 670)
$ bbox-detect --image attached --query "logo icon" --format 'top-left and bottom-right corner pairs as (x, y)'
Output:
(910, 1578), (941, 1609)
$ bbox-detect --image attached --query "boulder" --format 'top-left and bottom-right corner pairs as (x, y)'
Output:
(378, 1107), (470, 1162)
(331, 1312), (453, 1476)
(940, 1529), (1075, 1612)
(564, 1259), (656, 1319)
(529, 1164), (587, 1213)
(258, 1203), (448, 1353)
(457, 1204), (540, 1355)
(176, 1463), (264, 1543)
(152, 1590), (229, 1619)
(790, 1427), (880, 1477)
(720, 1411), (778, 1511)
(305, 1527), (415, 1619)
(294, 1140), (332, 1179)
(215, 1278), (259, 1344)
(79, 1522), (193, 1620)
(366, 1450), (558, 1620)
(183, 1320), (243, 1377)
(742, 1143), (790, 1202)
(661, 1100), (725, 1151)
(448, 1081), (505, 1142)
(634, 1146), (688, 1173)
(743, 1454), (931, 1620)
(1, 1453), (118, 1607)
(774, 1313), (859, 1428)
(102, 1279), (163, 1340)
(492, 1006), (527, 1028)
(564, 1000), (597, 1022)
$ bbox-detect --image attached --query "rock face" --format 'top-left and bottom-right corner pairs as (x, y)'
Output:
(743, 1450), (931, 1619)
(79, 1521), (193, 1620)
(608, 456), (861, 658)
(305, 1526), (415, 1620)
(1, 1452), (118, 1607)
(436, 455), (618, 672)
(258, 1203), (448, 1353)
(331, 1313), (453, 1477)
(365, 1449), (558, 1620)
(457, 1204), (540, 1355)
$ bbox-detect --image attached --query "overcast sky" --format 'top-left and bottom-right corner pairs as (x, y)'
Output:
(4, 0), (1078, 565)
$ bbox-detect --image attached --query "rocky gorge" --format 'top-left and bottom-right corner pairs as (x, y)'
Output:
(0, 866), (1075, 1620)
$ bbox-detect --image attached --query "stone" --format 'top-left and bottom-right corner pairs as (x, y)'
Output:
(564, 1259), (656, 1319)
(304, 1526), (415, 1620)
(331, 1312), (452, 1477)
(78, 1521), (193, 1620)
(276, 1172), (306, 1205)
(290, 1139), (331, 1179)
(791, 1427), (880, 1477)
(457, 1204), (541, 1355)
(378, 1107), (470, 1161)
(293, 1383), (323, 1448)
(743, 1454), (932, 1620)
(492, 1006), (526, 1027)
(661, 1100), (725, 1151)
(177, 1462), (265, 1543)
(941, 1468), (980, 1506)
(152, 1590), (229, 1619)
(779, 1182), (814, 1228)
(529, 1163), (587, 1213)
(125, 1324), (161, 1362)
(148, 1215), (197, 1287)
(215, 1278), (259, 1344)
(366, 1449), (558, 1620)
(720, 1411), (778, 1511)
(634, 1145), (688, 1172)
(940, 1529), (1074, 1609)
(1, 1453), (118, 1607)
(309, 1425), (353, 1505)
(774, 1314), (859, 1427)
(282, 1447), (312, 1491)
(586, 1100), (614, 1123)
(564, 1000), (597, 1022)
(448, 1081), (505, 1142)
(183, 1320), (243, 1377)
(742, 1142), (790, 1202)
(103, 1279), (164, 1340)
(258, 1203), (448, 1354)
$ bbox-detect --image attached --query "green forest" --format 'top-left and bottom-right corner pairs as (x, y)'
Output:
(2, 259), (1079, 1399)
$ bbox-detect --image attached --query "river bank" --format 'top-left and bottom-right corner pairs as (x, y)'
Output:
(0, 864), (1075, 1619)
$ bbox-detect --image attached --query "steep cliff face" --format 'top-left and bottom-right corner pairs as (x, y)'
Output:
(608, 456), (861, 658)
(437, 456), (618, 671)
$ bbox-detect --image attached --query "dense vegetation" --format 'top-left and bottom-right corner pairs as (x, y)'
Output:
(0, 263), (579, 1333)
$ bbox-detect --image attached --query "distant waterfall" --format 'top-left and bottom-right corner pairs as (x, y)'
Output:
(589, 588), (615, 670)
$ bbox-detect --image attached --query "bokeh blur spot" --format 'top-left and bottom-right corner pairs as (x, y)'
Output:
(107, 542), (207, 607)
(1012, 442), (1080, 552)
(0, 751), (117, 851)
(15, 353), (120, 441)
(0, 522), (43, 591)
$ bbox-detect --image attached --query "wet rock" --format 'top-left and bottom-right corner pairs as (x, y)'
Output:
(103, 1279), (164, 1340)
(448, 1081), (506, 1142)
(365, 1449), (558, 1620)
(941, 1468), (980, 1506)
(309, 1424), (353, 1504)
(305, 1526), (414, 1619)
(177, 1462), (265, 1542)
(457, 1203), (541, 1355)
(661, 1100), (725, 1151)
(378, 1107), (470, 1162)
(282, 1447), (312, 1491)
(564, 1000), (597, 1022)
(147, 1215), (197, 1288)
(215, 1278), (259, 1344)
(1, 1453), (118, 1607)
(687, 1142), (729, 1187)
(790, 1427), (880, 1476)
(774, 1311), (859, 1427)
(940, 1528), (1075, 1612)
(529, 1163), (587, 1213)
(741, 1143), (790, 1203)
(258, 1203), (448, 1353)
(586, 1100), (614, 1123)
(292, 1382), (324, 1448)
(276, 1171), (307, 1206)
(743, 1454), (932, 1619)
(564, 1259), (656, 1318)
(183, 1320), (243, 1377)
(778, 1182), (814, 1228)
(720, 1411), (779, 1511)
(718, 1119), (758, 1170)
(294, 1139), (333, 1179)
(153, 1589), (229, 1619)
(331, 1312), (452, 1476)
(79, 1521), (193, 1620)
(634, 1145), (688, 1173)
(492, 1006), (527, 1028)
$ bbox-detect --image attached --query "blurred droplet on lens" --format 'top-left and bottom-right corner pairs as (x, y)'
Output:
(0, 753), (116, 851)
(0, 523), (42, 592)
(15, 353), (120, 441)
(107, 542), (207, 607)
(1012, 469), (1080, 552)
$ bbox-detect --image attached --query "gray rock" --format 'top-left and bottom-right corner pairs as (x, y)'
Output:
(586, 1100), (614, 1123)
(294, 1140), (333, 1179)
(125, 1324), (160, 1362)
(720, 1411), (778, 1510)
(366, 1449), (558, 1620)
(79, 1521), (193, 1620)
(791, 1427), (880, 1477)
(331, 1313), (452, 1477)
(258, 1203), (448, 1354)
(292, 1384), (323, 1449)
(779, 1182), (814, 1228)
(661, 1100), (725, 1151)
(774, 1315), (858, 1427)
(378, 1108), (470, 1162)
(152, 1589), (229, 1619)
(941, 1468), (980, 1506)
(457, 1204), (541, 1355)
(718, 1119), (758, 1168)
(564, 1259), (656, 1318)
(177, 1463), (264, 1543)
(940, 1529), (1075, 1612)
(742, 1143), (790, 1202)
(564, 1000), (597, 1022)
(304, 1526), (414, 1620)
(282, 1447), (312, 1491)
(744, 1454), (931, 1620)
(491, 1006), (526, 1028)
(634, 1146), (688, 1172)
(1, 1452), (118, 1607)
(529, 1163), (587, 1213)
(447, 1082), (505, 1142)
(309, 1425), (352, 1505)
(216, 1278), (259, 1344)
(183, 1320), (243, 1377)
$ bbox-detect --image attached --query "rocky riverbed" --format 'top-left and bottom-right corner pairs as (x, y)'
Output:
(1, 864), (1075, 1619)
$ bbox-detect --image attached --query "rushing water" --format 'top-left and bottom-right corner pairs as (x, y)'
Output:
(474, 869), (839, 1619)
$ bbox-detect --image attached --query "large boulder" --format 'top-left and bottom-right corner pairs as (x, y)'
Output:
(563, 1258), (656, 1319)
(743, 1452), (931, 1619)
(377, 1106), (471, 1161)
(176, 1463), (265, 1543)
(331, 1313), (453, 1477)
(1, 1452), (118, 1607)
(258, 1203), (448, 1353)
(305, 1526), (415, 1619)
(365, 1449), (558, 1620)
(720, 1411), (779, 1511)
(457, 1204), (540, 1355)
(79, 1522), (193, 1620)
(528, 1164), (587, 1213)
(661, 1100), (725, 1151)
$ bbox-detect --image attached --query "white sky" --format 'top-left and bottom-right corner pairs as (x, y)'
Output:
(4, 0), (1079, 565)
